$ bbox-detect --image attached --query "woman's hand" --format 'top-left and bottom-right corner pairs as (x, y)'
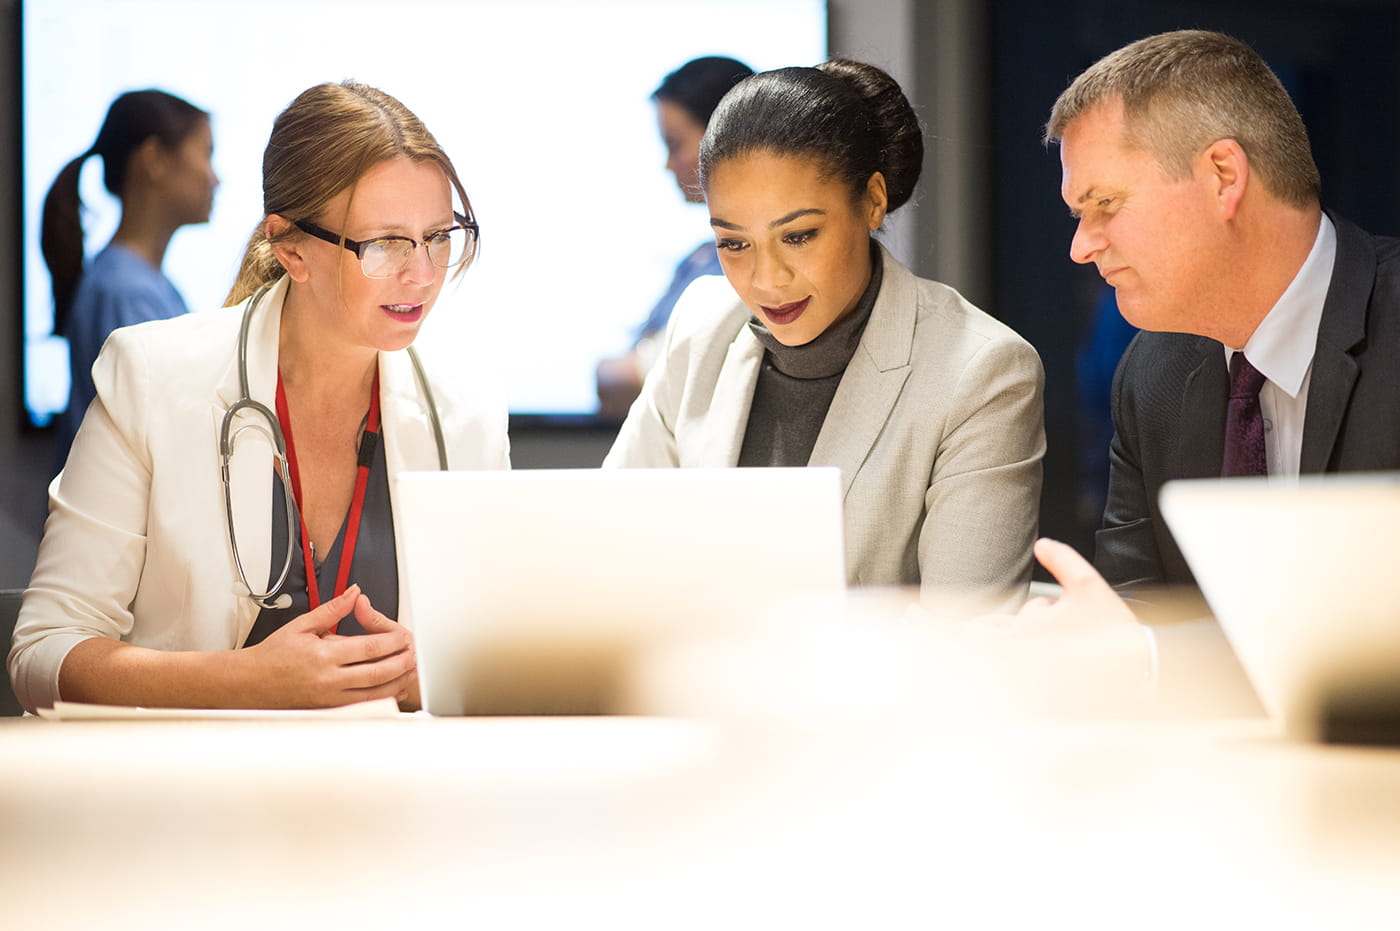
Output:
(321, 590), (422, 711)
(244, 584), (417, 708)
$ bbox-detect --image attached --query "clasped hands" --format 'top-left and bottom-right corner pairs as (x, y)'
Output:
(246, 584), (420, 710)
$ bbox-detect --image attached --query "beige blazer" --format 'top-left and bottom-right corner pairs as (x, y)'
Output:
(605, 245), (1045, 605)
(9, 277), (509, 712)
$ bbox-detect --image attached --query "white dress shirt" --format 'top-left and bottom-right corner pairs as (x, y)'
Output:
(1226, 214), (1337, 477)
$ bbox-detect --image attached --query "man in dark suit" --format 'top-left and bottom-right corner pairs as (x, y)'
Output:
(1041, 29), (1400, 591)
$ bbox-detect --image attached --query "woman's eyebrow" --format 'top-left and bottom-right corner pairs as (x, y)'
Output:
(710, 207), (826, 231)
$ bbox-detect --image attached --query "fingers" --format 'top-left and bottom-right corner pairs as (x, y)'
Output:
(1017, 595), (1055, 620)
(337, 647), (417, 693)
(324, 628), (412, 666)
(287, 584), (362, 634)
(1033, 538), (1113, 596)
(318, 594), (411, 662)
(269, 586), (417, 699)
(352, 593), (400, 635)
(1029, 538), (1139, 629)
(341, 668), (419, 707)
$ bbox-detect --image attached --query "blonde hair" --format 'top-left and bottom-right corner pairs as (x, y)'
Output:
(1045, 30), (1320, 208)
(225, 81), (473, 305)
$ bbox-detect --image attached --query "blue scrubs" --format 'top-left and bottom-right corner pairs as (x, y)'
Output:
(56, 244), (189, 463)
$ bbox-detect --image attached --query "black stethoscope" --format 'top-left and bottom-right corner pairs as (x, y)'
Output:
(218, 283), (448, 609)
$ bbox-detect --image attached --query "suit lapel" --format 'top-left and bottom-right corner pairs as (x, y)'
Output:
(809, 243), (914, 496)
(1177, 338), (1228, 480)
(1300, 213), (1371, 472)
(698, 326), (764, 466)
(1302, 348), (1360, 472)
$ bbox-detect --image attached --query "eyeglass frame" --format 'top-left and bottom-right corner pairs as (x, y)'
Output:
(292, 212), (480, 277)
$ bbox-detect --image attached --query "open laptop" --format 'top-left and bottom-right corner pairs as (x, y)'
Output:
(392, 467), (847, 715)
(1160, 473), (1400, 743)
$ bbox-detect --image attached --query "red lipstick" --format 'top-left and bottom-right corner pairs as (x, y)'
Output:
(760, 296), (811, 327)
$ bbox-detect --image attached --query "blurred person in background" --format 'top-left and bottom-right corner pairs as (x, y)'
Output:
(596, 56), (754, 419)
(42, 89), (219, 466)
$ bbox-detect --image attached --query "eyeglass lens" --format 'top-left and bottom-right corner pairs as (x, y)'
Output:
(361, 227), (478, 278)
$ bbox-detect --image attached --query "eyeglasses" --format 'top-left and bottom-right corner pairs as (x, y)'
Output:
(293, 213), (480, 278)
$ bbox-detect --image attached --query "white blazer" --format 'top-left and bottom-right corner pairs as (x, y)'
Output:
(9, 276), (509, 712)
(605, 244), (1045, 605)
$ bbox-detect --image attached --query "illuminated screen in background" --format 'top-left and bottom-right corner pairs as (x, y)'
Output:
(21, 0), (826, 424)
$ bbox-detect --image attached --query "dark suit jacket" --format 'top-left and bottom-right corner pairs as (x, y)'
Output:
(1095, 213), (1400, 589)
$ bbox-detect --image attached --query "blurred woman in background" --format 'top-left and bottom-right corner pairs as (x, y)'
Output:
(595, 56), (753, 418)
(42, 89), (219, 464)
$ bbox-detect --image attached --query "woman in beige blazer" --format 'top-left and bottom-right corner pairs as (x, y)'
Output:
(605, 60), (1045, 608)
(9, 82), (507, 714)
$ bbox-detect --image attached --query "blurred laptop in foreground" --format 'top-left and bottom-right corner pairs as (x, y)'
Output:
(393, 467), (846, 715)
(1162, 473), (1400, 744)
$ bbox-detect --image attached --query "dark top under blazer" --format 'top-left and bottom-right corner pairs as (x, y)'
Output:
(1095, 212), (1400, 589)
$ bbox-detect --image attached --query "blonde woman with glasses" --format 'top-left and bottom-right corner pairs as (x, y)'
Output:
(10, 81), (508, 714)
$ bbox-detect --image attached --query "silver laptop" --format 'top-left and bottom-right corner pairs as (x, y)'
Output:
(1160, 473), (1400, 742)
(392, 467), (847, 715)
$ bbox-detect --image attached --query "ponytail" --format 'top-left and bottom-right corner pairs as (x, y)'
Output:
(224, 225), (285, 306)
(40, 153), (95, 333)
(40, 89), (209, 332)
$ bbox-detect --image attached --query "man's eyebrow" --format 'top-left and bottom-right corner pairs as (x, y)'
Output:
(1066, 186), (1111, 219)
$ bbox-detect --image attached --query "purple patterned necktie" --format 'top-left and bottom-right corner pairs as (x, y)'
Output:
(1222, 353), (1268, 477)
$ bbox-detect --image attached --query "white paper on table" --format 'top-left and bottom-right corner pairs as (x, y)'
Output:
(35, 697), (402, 721)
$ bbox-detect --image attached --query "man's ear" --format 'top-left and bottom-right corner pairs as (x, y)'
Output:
(265, 215), (310, 282)
(1202, 138), (1249, 220)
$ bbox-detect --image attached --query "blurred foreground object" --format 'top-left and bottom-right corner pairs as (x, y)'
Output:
(1163, 474), (1400, 744)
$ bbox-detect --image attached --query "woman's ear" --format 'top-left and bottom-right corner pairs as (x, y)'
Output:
(265, 215), (310, 282)
(127, 137), (167, 187)
(865, 171), (889, 231)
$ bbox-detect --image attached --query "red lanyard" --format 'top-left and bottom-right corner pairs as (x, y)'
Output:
(274, 368), (381, 631)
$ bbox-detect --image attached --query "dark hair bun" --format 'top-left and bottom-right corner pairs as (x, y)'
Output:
(816, 59), (923, 211)
(699, 57), (923, 214)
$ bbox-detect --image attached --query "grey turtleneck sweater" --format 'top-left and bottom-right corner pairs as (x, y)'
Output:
(737, 244), (884, 467)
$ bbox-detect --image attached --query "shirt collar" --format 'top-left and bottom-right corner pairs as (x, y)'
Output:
(1230, 213), (1336, 398)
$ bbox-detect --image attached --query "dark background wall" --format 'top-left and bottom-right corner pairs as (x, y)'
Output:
(3, 0), (1398, 587)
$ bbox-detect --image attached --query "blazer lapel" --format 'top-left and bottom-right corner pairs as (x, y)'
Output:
(1300, 213), (1371, 472)
(810, 353), (911, 496)
(809, 243), (914, 497)
(212, 279), (287, 644)
(379, 348), (439, 477)
(698, 327), (764, 466)
(1177, 338), (1228, 480)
